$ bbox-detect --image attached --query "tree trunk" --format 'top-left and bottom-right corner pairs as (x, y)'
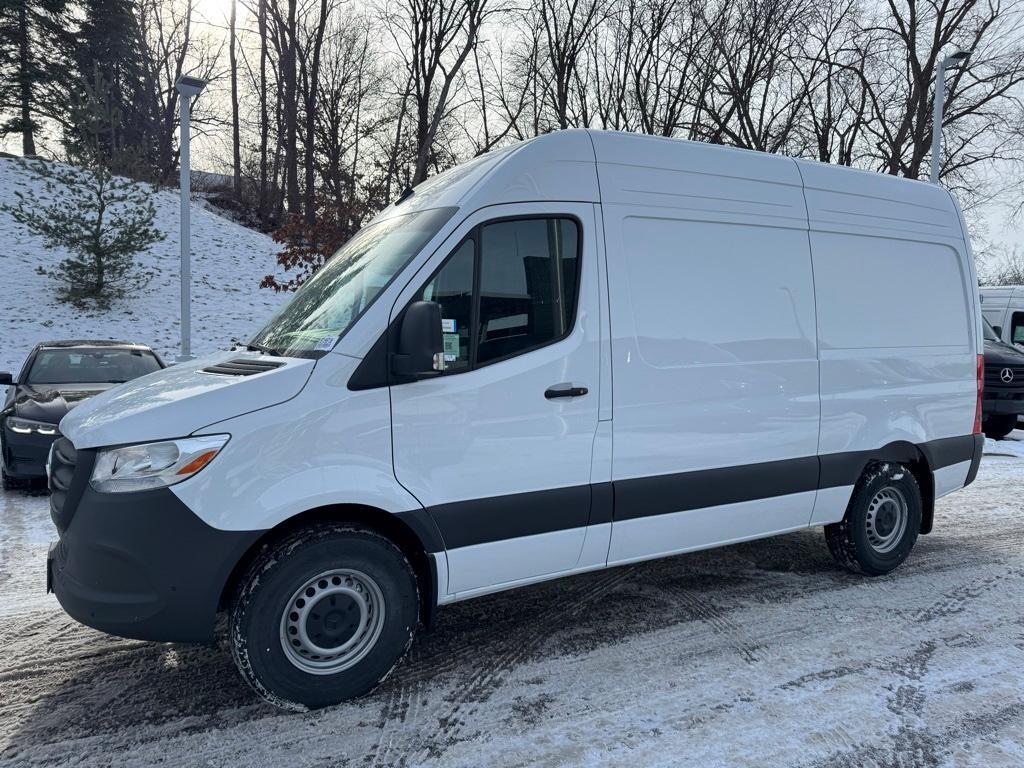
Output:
(18, 3), (36, 156)
(230, 0), (242, 199)
(303, 0), (330, 224)
(258, 0), (269, 216)
(283, 0), (300, 213)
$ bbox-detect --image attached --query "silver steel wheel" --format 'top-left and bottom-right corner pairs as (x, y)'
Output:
(864, 486), (908, 554)
(279, 569), (386, 675)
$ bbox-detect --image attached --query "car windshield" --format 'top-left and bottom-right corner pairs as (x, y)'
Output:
(250, 207), (457, 357)
(27, 348), (162, 385)
(983, 317), (1001, 342)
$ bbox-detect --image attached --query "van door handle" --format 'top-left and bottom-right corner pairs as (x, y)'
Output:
(545, 383), (589, 399)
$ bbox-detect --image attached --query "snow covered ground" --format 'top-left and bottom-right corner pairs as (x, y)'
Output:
(0, 157), (288, 374)
(1, 437), (1023, 766)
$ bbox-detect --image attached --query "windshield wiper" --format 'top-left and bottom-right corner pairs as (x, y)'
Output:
(232, 339), (282, 356)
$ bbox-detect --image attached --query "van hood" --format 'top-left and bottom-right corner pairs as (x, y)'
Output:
(59, 350), (315, 449)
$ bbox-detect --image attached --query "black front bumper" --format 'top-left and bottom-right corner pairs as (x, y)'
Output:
(982, 390), (1024, 417)
(2, 424), (57, 478)
(49, 476), (263, 643)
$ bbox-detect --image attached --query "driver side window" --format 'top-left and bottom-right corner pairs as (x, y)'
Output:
(418, 239), (474, 372)
(414, 216), (581, 374)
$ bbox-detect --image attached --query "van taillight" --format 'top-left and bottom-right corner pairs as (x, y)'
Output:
(974, 354), (984, 434)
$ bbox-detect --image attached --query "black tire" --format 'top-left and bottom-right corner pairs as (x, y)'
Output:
(824, 463), (922, 577)
(983, 414), (1017, 440)
(229, 524), (420, 710)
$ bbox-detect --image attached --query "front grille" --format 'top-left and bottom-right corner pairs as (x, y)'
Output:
(49, 437), (77, 534)
(201, 358), (285, 376)
(984, 364), (1024, 389)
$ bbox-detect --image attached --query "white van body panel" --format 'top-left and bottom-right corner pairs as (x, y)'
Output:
(590, 131), (820, 560)
(607, 492), (817, 566)
(173, 352), (423, 531)
(934, 460), (972, 498)
(796, 160), (977, 458)
(387, 201), (604, 594)
(808, 485), (856, 526)
(59, 350), (314, 449)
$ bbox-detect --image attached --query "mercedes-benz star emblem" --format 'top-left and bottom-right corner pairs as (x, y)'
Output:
(1001, 367), (1014, 383)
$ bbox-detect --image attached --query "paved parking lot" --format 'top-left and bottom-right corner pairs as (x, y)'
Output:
(2, 442), (1023, 767)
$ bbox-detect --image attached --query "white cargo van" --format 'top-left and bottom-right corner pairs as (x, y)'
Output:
(48, 130), (984, 710)
(980, 286), (1024, 348)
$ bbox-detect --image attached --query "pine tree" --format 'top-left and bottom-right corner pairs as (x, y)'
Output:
(69, 0), (157, 176)
(0, 0), (72, 155)
(3, 74), (164, 308)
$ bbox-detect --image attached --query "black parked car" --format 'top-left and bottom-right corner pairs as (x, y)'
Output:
(982, 318), (1024, 440)
(1, 341), (164, 489)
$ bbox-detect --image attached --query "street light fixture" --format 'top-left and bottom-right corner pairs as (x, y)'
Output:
(175, 75), (208, 361)
(929, 49), (971, 184)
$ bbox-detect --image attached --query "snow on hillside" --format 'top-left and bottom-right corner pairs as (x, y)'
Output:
(0, 157), (289, 373)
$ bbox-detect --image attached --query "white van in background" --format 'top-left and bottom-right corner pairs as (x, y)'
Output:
(47, 130), (984, 710)
(980, 286), (1024, 348)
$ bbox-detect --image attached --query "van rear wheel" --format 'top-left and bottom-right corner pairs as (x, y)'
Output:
(229, 524), (420, 710)
(824, 463), (922, 576)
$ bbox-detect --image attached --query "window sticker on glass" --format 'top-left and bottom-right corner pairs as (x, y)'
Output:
(441, 318), (457, 333)
(314, 336), (336, 352)
(443, 333), (461, 362)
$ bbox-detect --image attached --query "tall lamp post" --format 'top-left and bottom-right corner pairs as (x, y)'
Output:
(175, 75), (208, 361)
(929, 49), (971, 184)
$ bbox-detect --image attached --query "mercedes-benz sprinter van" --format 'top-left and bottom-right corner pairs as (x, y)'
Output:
(48, 130), (984, 710)
(980, 285), (1024, 349)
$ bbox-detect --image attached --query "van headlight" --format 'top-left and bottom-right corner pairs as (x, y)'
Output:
(90, 435), (229, 493)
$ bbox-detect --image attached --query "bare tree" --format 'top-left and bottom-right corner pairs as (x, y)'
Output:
(137, 0), (219, 184)
(530, 0), (607, 130)
(383, 0), (494, 186)
(860, 0), (1024, 186)
(793, 0), (870, 165)
(696, 0), (809, 152)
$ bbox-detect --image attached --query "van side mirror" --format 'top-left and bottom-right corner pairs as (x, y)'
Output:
(391, 301), (445, 378)
(994, 325), (1003, 337)
(0, 372), (13, 386)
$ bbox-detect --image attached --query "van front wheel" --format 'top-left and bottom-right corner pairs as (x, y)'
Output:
(824, 463), (922, 576)
(229, 524), (420, 710)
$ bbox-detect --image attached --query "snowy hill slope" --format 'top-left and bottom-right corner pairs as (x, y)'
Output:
(0, 157), (289, 373)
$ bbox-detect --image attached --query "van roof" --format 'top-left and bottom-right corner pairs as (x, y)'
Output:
(980, 286), (1024, 299)
(374, 129), (963, 243)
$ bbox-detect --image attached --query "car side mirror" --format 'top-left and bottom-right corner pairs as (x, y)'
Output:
(391, 301), (445, 378)
(0, 372), (13, 386)
(993, 326), (1003, 337)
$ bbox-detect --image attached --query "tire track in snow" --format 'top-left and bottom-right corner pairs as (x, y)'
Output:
(410, 566), (639, 762)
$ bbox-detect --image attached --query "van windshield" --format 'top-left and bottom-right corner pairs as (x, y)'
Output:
(250, 207), (456, 358)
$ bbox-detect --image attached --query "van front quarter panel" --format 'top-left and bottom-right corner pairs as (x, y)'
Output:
(175, 353), (427, 532)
